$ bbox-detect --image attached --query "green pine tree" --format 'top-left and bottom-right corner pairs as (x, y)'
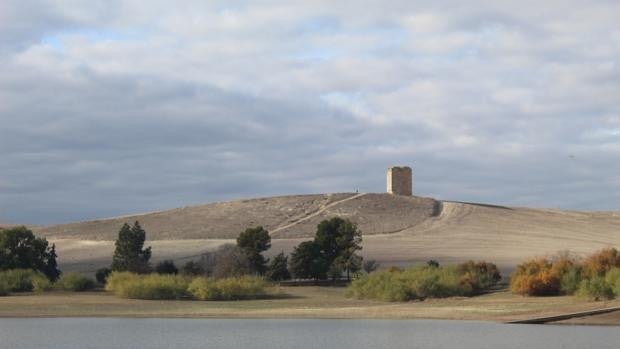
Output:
(111, 221), (152, 273)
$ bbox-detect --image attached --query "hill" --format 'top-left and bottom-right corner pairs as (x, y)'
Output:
(34, 193), (439, 240)
(30, 193), (620, 273)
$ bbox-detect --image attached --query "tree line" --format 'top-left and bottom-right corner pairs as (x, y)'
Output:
(99, 217), (366, 282)
(0, 216), (369, 294)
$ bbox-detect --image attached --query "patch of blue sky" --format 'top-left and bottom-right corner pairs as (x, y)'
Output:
(41, 35), (63, 49)
(296, 16), (341, 35)
(369, 23), (408, 41)
(288, 47), (339, 62)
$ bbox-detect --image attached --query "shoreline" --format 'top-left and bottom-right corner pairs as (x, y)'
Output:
(1, 287), (619, 325)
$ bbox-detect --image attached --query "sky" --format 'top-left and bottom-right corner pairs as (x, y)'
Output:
(1, 0), (620, 224)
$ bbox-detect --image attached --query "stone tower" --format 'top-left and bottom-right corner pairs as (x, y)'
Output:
(386, 166), (412, 195)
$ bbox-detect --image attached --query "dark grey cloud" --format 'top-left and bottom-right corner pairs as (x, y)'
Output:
(1, 0), (620, 224)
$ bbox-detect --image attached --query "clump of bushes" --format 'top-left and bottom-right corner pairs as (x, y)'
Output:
(511, 249), (620, 300)
(0, 269), (98, 294)
(458, 260), (502, 291)
(105, 272), (190, 299)
(105, 272), (271, 301)
(510, 258), (560, 296)
(606, 268), (620, 295)
(346, 261), (501, 302)
(104, 271), (134, 293)
(56, 272), (96, 291)
(188, 276), (268, 300)
(0, 269), (51, 293)
(583, 248), (619, 277)
(576, 276), (614, 300)
(32, 275), (53, 292)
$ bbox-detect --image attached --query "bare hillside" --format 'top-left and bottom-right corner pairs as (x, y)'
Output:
(31, 193), (620, 273)
(34, 193), (438, 240)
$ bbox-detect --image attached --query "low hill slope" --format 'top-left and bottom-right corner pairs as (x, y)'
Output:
(35, 193), (620, 248)
(361, 201), (620, 266)
(35, 193), (438, 240)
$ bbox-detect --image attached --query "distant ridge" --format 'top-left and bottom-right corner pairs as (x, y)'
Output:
(34, 193), (620, 250)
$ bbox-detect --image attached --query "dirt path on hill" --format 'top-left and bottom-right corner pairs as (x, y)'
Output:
(270, 193), (367, 234)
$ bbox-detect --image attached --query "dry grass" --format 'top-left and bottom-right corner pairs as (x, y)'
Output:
(0, 286), (618, 323)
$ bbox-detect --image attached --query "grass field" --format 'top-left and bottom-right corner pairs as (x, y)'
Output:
(1, 286), (618, 324)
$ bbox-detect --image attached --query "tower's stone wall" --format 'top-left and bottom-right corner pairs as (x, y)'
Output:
(387, 166), (412, 195)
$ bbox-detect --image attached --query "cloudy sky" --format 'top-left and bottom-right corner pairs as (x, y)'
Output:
(1, 0), (620, 224)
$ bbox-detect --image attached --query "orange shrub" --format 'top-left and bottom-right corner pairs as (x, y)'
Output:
(512, 250), (620, 298)
(510, 258), (561, 296)
(550, 251), (578, 275)
(583, 248), (620, 277)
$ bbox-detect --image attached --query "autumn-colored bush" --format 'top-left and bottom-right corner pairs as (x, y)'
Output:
(510, 258), (561, 296)
(511, 249), (620, 298)
(550, 252), (583, 295)
(583, 248), (620, 277)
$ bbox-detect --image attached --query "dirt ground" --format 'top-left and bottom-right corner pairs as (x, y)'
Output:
(555, 310), (620, 325)
(0, 287), (618, 325)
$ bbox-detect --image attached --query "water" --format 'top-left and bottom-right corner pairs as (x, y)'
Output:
(0, 318), (618, 349)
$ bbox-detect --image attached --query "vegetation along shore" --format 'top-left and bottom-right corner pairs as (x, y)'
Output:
(1, 220), (620, 325)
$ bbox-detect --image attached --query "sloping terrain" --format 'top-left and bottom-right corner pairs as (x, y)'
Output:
(34, 193), (438, 240)
(28, 193), (620, 273)
(355, 201), (620, 267)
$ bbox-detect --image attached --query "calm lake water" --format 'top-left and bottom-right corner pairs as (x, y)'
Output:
(0, 318), (618, 349)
